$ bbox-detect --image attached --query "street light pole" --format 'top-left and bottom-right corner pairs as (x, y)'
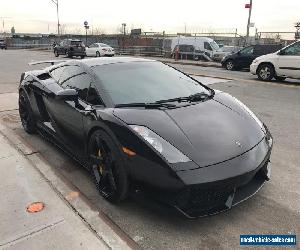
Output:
(51, 0), (60, 36)
(246, 0), (253, 45)
(84, 21), (89, 46)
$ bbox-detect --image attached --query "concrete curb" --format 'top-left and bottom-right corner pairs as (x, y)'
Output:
(0, 121), (140, 250)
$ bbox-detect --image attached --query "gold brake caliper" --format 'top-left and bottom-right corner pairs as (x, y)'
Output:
(98, 149), (104, 175)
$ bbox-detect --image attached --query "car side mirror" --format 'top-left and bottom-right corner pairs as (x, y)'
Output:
(56, 89), (78, 102)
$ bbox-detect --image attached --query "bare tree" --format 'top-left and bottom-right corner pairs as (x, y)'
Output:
(60, 24), (67, 35)
(93, 27), (105, 35)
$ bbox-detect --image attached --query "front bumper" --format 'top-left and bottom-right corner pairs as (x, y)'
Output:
(169, 137), (272, 218)
(250, 63), (258, 75)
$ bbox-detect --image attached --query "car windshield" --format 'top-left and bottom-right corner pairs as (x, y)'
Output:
(210, 41), (220, 51)
(91, 62), (211, 105)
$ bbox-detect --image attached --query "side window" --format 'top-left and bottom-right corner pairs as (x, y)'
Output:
(89, 43), (95, 48)
(240, 46), (254, 55)
(60, 65), (93, 101)
(50, 66), (65, 83)
(282, 42), (300, 56)
(87, 84), (104, 105)
(204, 42), (212, 51)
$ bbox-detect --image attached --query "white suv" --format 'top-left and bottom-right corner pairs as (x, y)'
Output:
(250, 41), (300, 81)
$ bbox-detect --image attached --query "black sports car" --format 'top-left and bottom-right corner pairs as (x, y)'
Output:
(19, 57), (273, 218)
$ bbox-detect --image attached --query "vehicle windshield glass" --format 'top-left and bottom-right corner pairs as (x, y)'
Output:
(91, 62), (210, 105)
(210, 41), (220, 51)
(100, 43), (109, 47)
(71, 41), (82, 45)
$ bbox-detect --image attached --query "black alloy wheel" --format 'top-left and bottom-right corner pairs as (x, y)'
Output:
(89, 130), (129, 202)
(19, 91), (36, 134)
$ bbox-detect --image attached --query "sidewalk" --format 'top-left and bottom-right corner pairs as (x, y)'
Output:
(0, 120), (136, 250)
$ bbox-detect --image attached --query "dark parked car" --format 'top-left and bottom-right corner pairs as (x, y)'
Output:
(221, 44), (282, 70)
(0, 39), (7, 49)
(19, 57), (272, 218)
(54, 39), (86, 58)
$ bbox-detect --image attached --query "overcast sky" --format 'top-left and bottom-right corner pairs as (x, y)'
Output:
(1, 0), (299, 37)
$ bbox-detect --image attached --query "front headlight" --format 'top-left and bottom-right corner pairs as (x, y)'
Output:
(252, 59), (259, 64)
(129, 125), (191, 164)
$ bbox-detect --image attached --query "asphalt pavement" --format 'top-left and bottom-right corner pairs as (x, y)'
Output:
(0, 49), (299, 250)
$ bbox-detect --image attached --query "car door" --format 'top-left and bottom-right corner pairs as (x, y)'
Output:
(45, 64), (94, 156)
(204, 42), (213, 58)
(86, 43), (95, 56)
(236, 46), (254, 68)
(276, 41), (300, 78)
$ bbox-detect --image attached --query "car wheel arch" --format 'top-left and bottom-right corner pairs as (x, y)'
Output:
(256, 62), (275, 75)
(86, 126), (123, 158)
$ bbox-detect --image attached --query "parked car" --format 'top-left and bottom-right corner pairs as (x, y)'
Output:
(164, 37), (221, 60)
(86, 43), (115, 57)
(221, 44), (282, 70)
(250, 40), (300, 81)
(212, 46), (242, 62)
(54, 39), (86, 58)
(0, 39), (7, 50)
(19, 57), (272, 218)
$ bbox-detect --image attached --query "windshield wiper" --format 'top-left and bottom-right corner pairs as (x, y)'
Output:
(155, 91), (212, 104)
(114, 102), (176, 109)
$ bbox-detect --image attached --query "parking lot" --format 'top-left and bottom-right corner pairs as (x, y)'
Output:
(0, 49), (299, 249)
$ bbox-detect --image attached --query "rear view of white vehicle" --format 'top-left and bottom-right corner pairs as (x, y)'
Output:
(86, 43), (115, 57)
(250, 40), (300, 81)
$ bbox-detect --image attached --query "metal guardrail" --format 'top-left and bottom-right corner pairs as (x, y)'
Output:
(9, 44), (52, 50)
(116, 46), (164, 57)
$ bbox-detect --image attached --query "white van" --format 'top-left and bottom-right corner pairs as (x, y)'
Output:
(250, 40), (300, 81)
(163, 37), (223, 60)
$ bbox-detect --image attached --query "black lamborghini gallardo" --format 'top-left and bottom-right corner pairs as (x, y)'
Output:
(19, 57), (273, 218)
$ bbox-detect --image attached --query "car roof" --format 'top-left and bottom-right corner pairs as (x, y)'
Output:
(46, 57), (156, 71)
(79, 57), (155, 67)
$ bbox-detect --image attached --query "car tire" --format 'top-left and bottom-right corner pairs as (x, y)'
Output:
(66, 51), (72, 58)
(80, 55), (85, 59)
(54, 50), (59, 57)
(274, 76), (286, 81)
(257, 64), (275, 81)
(225, 60), (235, 70)
(88, 130), (129, 203)
(96, 51), (101, 57)
(18, 91), (36, 134)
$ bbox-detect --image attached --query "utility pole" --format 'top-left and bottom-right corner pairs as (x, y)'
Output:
(51, 0), (60, 36)
(122, 23), (126, 35)
(246, 0), (253, 45)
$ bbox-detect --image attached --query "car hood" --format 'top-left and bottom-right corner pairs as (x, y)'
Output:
(113, 92), (265, 169)
(254, 53), (278, 61)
